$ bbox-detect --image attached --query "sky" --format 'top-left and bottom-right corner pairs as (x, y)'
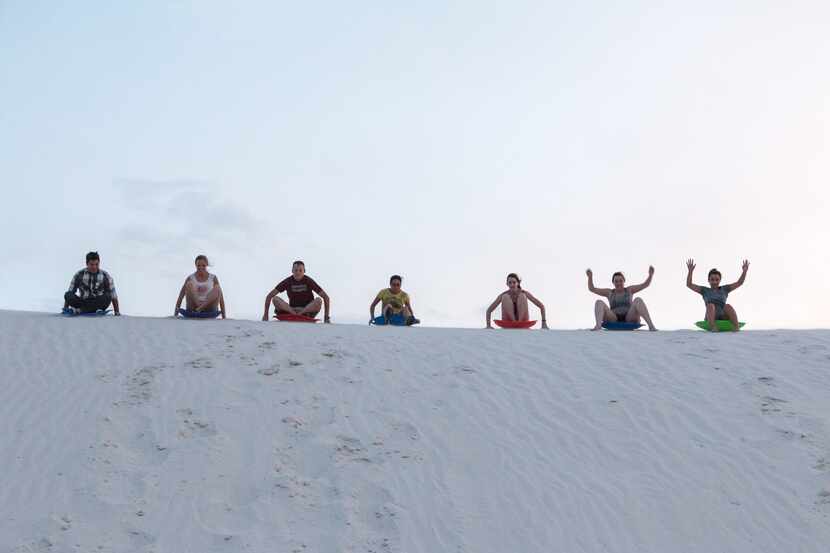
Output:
(1, 1), (828, 329)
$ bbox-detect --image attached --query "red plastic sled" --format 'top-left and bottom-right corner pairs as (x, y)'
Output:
(275, 313), (319, 323)
(494, 319), (537, 329)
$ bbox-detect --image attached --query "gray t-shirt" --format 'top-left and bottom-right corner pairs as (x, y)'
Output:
(700, 285), (732, 308)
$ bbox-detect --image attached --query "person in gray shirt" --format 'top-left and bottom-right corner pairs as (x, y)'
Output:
(686, 259), (749, 331)
(586, 266), (657, 331)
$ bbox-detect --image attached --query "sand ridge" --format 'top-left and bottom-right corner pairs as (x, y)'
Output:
(1, 310), (829, 552)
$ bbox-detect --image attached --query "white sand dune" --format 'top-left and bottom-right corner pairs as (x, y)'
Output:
(1, 310), (829, 552)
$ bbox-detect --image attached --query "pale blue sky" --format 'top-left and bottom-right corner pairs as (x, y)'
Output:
(2, 1), (828, 328)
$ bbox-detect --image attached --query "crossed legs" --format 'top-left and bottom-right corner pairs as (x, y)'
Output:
(273, 296), (322, 317)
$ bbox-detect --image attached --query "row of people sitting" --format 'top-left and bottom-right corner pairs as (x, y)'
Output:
(64, 252), (749, 331)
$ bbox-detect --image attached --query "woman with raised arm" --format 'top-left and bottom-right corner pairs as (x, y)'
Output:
(586, 266), (657, 331)
(174, 255), (226, 318)
(485, 273), (548, 329)
(686, 259), (748, 332)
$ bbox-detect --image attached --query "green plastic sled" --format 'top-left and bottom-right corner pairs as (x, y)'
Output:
(695, 321), (746, 331)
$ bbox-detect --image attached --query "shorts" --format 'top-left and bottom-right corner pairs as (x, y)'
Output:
(612, 307), (630, 320)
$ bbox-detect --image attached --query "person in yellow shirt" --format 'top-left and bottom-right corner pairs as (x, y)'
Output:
(369, 275), (419, 326)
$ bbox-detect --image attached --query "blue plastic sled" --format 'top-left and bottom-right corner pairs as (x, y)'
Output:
(62, 308), (111, 317)
(602, 321), (643, 331)
(373, 314), (407, 326)
(178, 308), (221, 319)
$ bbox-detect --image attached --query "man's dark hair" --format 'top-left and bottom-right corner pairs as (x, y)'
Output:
(292, 260), (305, 268)
(195, 254), (209, 264)
(612, 271), (625, 281)
(86, 251), (100, 263)
(390, 274), (403, 285)
(708, 268), (722, 278)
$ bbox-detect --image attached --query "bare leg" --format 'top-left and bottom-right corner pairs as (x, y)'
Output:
(185, 282), (221, 312)
(197, 286), (221, 311)
(273, 296), (293, 315)
(724, 304), (740, 332)
(516, 293), (530, 321)
(705, 303), (718, 332)
(184, 282), (201, 311)
(628, 297), (657, 331)
(298, 297), (323, 317)
(501, 295), (516, 321)
(593, 300), (615, 331)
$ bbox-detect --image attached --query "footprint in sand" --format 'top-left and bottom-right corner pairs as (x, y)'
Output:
(123, 365), (165, 406)
(11, 537), (54, 552)
(177, 408), (217, 439)
(335, 436), (372, 464)
(258, 365), (280, 376)
(761, 396), (787, 413)
(187, 357), (213, 369)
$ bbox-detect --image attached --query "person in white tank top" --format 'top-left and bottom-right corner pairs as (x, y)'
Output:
(174, 255), (226, 318)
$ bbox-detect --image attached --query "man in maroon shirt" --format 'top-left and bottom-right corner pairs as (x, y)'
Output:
(262, 261), (331, 323)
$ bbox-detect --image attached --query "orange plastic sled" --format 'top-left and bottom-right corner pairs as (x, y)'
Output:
(494, 319), (537, 329)
(275, 313), (318, 323)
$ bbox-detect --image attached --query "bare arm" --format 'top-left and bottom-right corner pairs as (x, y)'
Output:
(485, 294), (503, 328)
(586, 269), (611, 297)
(524, 291), (548, 329)
(726, 259), (750, 291)
(686, 259), (702, 294)
(112, 298), (121, 316)
(405, 299), (415, 318)
(628, 265), (654, 294)
(174, 282), (186, 316)
(215, 276), (226, 319)
(262, 289), (277, 321)
(318, 289), (331, 323)
(369, 296), (380, 323)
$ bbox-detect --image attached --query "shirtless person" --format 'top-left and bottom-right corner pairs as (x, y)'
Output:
(262, 261), (331, 323)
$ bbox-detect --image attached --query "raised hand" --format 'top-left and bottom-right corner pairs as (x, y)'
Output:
(741, 259), (750, 273)
(586, 268), (593, 278)
(648, 265), (655, 276)
(686, 259), (695, 272)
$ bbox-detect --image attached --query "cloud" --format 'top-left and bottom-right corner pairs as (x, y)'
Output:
(114, 177), (263, 255)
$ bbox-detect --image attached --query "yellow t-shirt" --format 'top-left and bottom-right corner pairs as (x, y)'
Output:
(376, 288), (410, 313)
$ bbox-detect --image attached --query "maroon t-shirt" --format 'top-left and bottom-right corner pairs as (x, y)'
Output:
(274, 276), (323, 307)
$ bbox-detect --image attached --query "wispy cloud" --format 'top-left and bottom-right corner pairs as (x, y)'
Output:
(114, 177), (263, 255)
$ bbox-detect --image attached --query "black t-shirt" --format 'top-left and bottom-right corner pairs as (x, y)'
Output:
(274, 276), (323, 307)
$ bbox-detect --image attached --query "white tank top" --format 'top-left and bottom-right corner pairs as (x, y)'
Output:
(188, 272), (215, 302)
